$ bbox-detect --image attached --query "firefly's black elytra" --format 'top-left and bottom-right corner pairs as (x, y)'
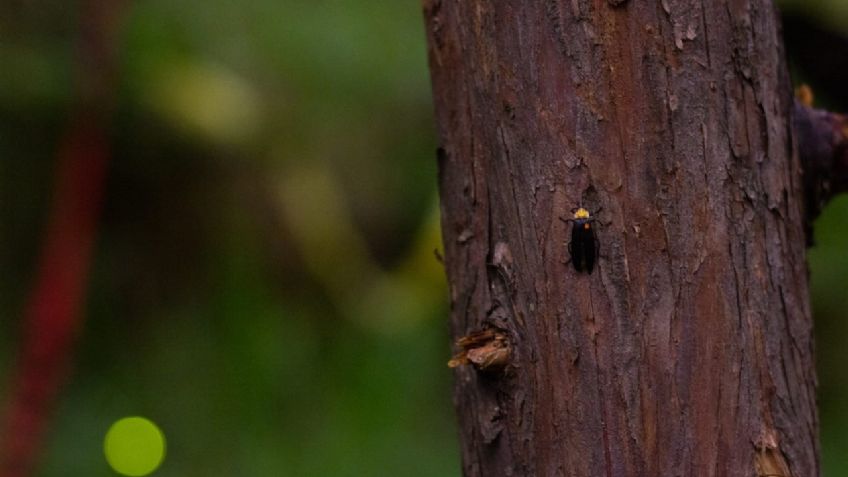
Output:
(560, 207), (599, 274)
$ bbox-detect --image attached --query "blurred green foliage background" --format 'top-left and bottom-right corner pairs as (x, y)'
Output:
(2, 0), (452, 476)
(1, 0), (848, 476)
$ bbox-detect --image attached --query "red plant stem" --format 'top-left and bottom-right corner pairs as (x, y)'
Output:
(0, 118), (110, 477)
(1, 0), (124, 474)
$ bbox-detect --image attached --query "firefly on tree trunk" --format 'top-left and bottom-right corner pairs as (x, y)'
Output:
(559, 207), (600, 274)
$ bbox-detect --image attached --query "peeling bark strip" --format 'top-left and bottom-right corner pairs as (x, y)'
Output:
(423, 0), (819, 476)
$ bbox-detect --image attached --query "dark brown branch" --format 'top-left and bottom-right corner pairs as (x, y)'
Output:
(783, 13), (848, 112)
(794, 98), (848, 238)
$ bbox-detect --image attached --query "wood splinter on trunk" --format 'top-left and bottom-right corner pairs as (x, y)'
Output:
(754, 429), (792, 477)
(448, 328), (510, 372)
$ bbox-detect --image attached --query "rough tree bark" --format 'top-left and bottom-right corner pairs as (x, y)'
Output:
(423, 0), (819, 476)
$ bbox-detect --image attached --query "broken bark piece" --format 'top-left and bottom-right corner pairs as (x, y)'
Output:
(448, 328), (510, 372)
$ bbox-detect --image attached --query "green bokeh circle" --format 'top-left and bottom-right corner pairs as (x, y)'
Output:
(104, 416), (166, 476)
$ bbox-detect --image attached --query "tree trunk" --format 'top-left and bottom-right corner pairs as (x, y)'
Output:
(423, 0), (819, 475)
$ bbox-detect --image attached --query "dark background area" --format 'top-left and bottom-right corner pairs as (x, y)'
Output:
(1, 0), (847, 475)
